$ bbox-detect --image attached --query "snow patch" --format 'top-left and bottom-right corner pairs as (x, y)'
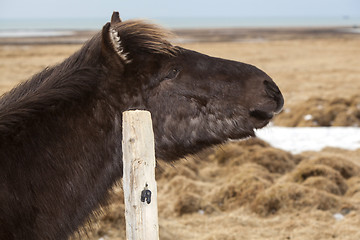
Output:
(303, 114), (313, 121)
(255, 126), (360, 154)
(333, 213), (345, 221)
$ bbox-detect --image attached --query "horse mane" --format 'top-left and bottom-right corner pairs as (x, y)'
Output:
(113, 20), (178, 57)
(0, 19), (177, 140)
(0, 39), (103, 139)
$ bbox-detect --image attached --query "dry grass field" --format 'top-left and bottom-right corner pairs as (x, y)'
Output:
(0, 29), (360, 240)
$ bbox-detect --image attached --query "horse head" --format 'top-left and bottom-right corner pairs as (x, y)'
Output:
(100, 12), (284, 161)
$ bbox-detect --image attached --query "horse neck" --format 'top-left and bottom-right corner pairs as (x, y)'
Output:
(0, 39), (126, 239)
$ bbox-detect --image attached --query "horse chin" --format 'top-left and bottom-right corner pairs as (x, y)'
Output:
(253, 119), (271, 130)
(228, 118), (272, 141)
(249, 109), (274, 130)
(228, 128), (256, 141)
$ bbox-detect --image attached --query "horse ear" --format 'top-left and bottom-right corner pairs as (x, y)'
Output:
(111, 11), (122, 24)
(101, 22), (131, 66)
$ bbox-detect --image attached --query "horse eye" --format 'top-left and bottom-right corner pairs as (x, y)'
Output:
(164, 69), (179, 80)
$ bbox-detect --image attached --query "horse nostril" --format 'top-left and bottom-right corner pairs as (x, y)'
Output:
(263, 80), (284, 113)
(264, 80), (280, 96)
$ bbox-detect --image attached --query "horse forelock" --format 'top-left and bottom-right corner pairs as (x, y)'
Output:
(110, 20), (179, 58)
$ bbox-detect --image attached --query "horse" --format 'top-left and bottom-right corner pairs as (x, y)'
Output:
(0, 12), (284, 240)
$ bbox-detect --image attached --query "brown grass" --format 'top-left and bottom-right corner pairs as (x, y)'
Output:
(213, 138), (295, 173)
(346, 177), (360, 198)
(250, 182), (342, 216)
(274, 95), (360, 127)
(78, 138), (360, 240)
(286, 164), (348, 195)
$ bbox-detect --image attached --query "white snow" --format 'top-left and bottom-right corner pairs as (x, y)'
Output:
(333, 213), (345, 221)
(303, 114), (313, 121)
(255, 126), (360, 154)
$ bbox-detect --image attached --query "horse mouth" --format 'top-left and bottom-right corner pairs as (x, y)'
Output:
(249, 108), (274, 128)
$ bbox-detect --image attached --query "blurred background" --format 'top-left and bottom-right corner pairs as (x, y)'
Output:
(1, 1), (360, 240)
(1, 0), (360, 34)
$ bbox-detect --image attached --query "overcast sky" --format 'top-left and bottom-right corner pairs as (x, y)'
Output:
(0, 0), (359, 19)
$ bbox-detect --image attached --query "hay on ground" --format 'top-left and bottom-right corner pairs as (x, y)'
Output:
(297, 155), (360, 179)
(346, 177), (360, 198)
(250, 182), (343, 216)
(274, 95), (360, 127)
(209, 163), (273, 211)
(286, 164), (348, 195)
(213, 139), (295, 173)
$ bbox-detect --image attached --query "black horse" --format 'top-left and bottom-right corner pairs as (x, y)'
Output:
(0, 12), (283, 239)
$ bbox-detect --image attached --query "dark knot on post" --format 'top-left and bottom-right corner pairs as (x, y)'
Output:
(141, 184), (152, 204)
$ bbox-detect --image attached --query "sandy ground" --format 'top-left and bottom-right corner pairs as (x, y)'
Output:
(1, 29), (360, 239)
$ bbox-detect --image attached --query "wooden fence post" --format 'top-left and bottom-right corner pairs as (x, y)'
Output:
(122, 110), (159, 240)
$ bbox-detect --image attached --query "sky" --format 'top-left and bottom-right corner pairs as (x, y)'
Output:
(0, 0), (359, 20)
